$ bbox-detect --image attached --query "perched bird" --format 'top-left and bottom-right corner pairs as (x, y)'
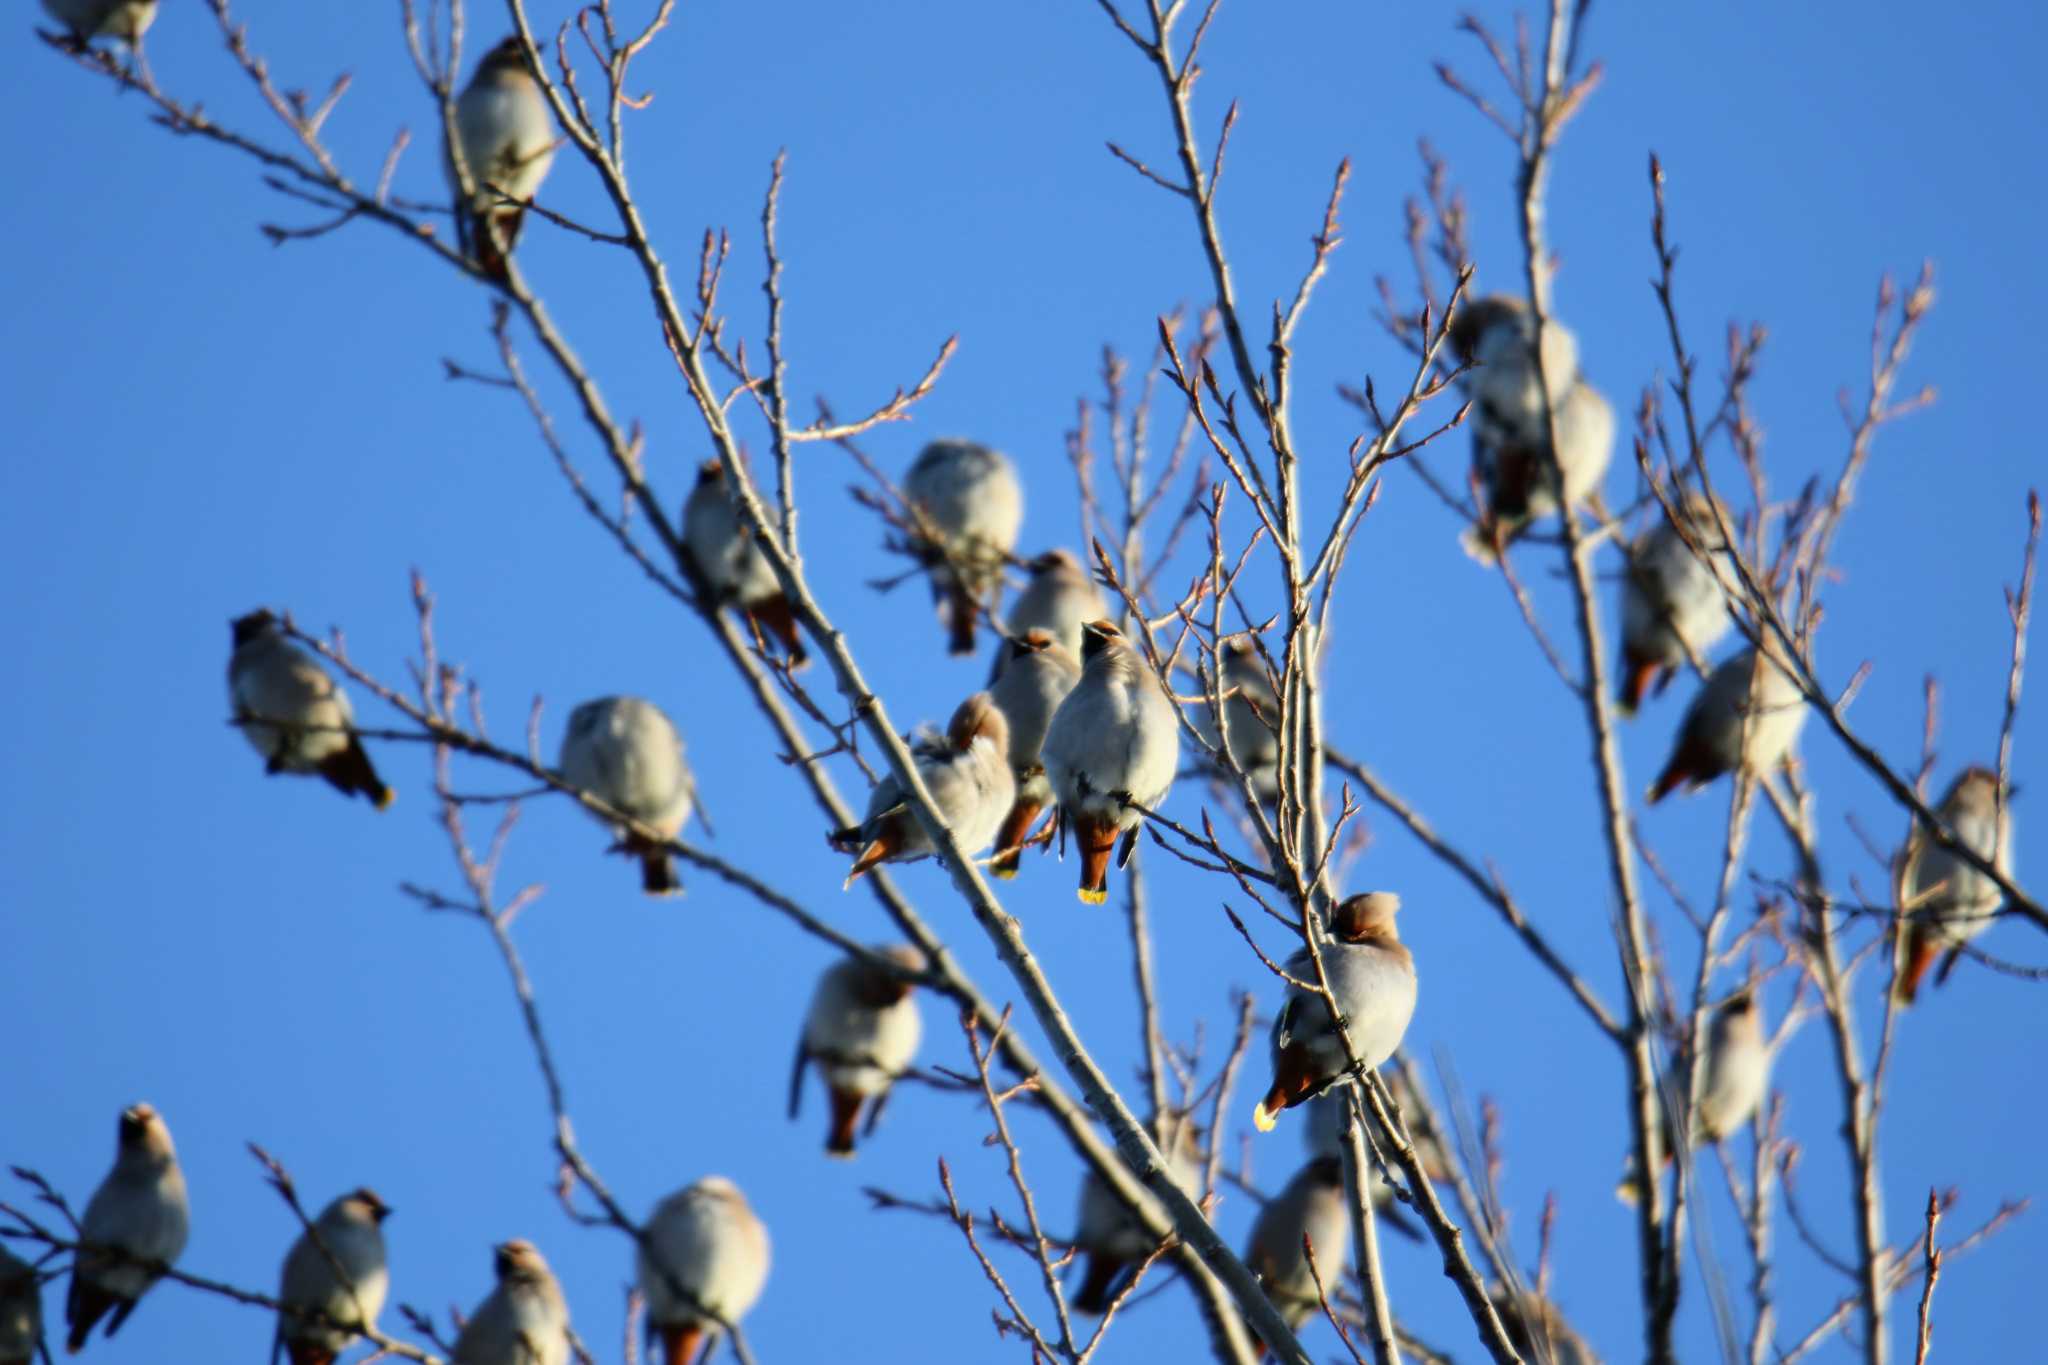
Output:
(65, 1103), (190, 1353)
(557, 696), (696, 896)
(229, 609), (393, 808)
(1243, 1155), (1351, 1349)
(790, 945), (927, 1157)
(1617, 492), (1736, 713)
(681, 459), (805, 667)
(275, 1188), (392, 1365)
(639, 1178), (771, 1365)
(1254, 894), (1418, 1132)
(827, 693), (1014, 887)
(1070, 1122), (1203, 1315)
(1040, 620), (1181, 904)
(1894, 767), (2016, 1005)
(989, 549), (1104, 681)
(41, 0), (155, 43)
(1213, 638), (1281, 802)
(1300, 1091), (1423, 1242)
(986, 630), (1083, 877)
(451, 1240), (570, 1365)
(450, 37), (557, 281)
(0, 1245), (43, 1365)
(1491, 1287), (1603, 1365)
(902, 440), (1023, 655)
(1448, 294), (1614, 561)
(1619, 990), (1769, 1204)
(1647, 645), (1807, 802)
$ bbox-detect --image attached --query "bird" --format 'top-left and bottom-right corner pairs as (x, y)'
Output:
(1069, 1121), (1204, 1315)
(274, 1188), (392, 1365)
(639, 1178), (771, 1365)
(40, 0), (155, 43)
(986, 630), (1083, 877)
(1617, 492), (1736, 713)
(1243, 1155), (1351, 1350)
(450, 37), (557, 281)
(827, 692), (1014, 887)
(902, 440), (1023, 655)
(1894, 767), (2016, 1005)
(1254, 893), (1418, 1132)
(65, 1103), (190, 1353)
(1300, 1091), (1424, 1242)
(1040, 619), (1181, 904)
(1490, 1287), (1603, 1365)
(1647, 644), (1808, 802)
(450, 1240), (570, 1365)
(681, 459), (806, 667)
(1619, 990), (1769, 1204)
(557, 696), (697, 896)
(229, 609), (394, 808)
(1448, 294), (1613, 562)
(1210, 637), (1281, 803)
(988, 548), (1104, 682)
(0, 1245), (44, 1365)
(790, 945), (927, 1157)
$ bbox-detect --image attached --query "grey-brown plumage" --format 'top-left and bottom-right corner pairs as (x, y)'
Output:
(792, 945), (926, 1157)
(1070, 1121), (1203, 1314)
(41, 0), (155, 43)
(1243, 1156), (1351, 1341)
(1895, 767), (2016, 1005)
(1647, 645), (1807, 802)
(639, 1179), (770, 1365)
(986, 630), (1082, 877)
(681, 460), (806, 666)
(450, 38), (558, 280)
(989, 549), (1104, 681)
(229, 609), (394, 808)
(0, 1245), (43, 1365)
(65, 1103), (189, 1353)
(903, 440), (1023, 654)
(828, 693), (1014, 886)
(275, 1188), (392, 1365)
(451, 1240), (570, 1365)
(1617, 492), (1736, 713)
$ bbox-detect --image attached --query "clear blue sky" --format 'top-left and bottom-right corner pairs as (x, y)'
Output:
(5, 2), (2042, 1361)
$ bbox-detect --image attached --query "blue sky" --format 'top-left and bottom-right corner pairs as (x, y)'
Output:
(4, 2), (2042, 1362)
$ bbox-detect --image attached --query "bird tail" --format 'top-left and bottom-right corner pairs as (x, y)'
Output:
(1073, 813), (1119, 905)
(470, 208), (524, 282)
(1893, 928), (1940, 1007)
(287, 1342), (340, 1365)
(1647, 741), (1705, 805)
(659, 1322), (706, 1365)
(65, 1277), (122, 1353)
(990, 799), (1044, 879)
(825, 1086), (864, 1159)
(1071, 1253), (1126, 1316)
(839, 822), (905, 890)
(746, 595), (808, 667)
(942, 580), (978, 655)
(1617, 651), (1663, 716)
(624, 834), (682, 898)
(1252, 1043), (1317, 1132)
(1459, 520), (1504, 565)
(318, 737), (394, 809)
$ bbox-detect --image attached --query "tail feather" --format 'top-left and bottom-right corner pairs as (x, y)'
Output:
(1252, 1043), (1318, 1131)
(825, 1086), (864, 1158)
(990, 799), (1045, 879)
(1073, 812), (1119, 905)
(65, 1277), (122, 1353)
(318, 737), (394, 808)
(470, 207), (524, 281)
(843, 822), (905, 889)
(746, 595), (808, 667)
(287, 1343), (340, 1365)
(1071, 1253), (1126, 1315)
(1618, 650), (1663, 716)
(1648, 737), (1713, 804)
(1893, 928), (1940, 1007)
(944, 581), (978, 655)
(627, 835), (682, 897)
(659, 1322), (707, 1365)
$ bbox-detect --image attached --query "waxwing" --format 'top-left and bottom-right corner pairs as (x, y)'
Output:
(1895, 767), (2016, 1005)
(1255, 895), (1418, 1132)
(1449, 294), (1613, 561)
(275, 1188), (393, 1365)
(986, 630), (1083, 877)
(0, 1245), (43, 1365)
(229, 609), (393, 808)
(790, 945), (927, 1157)
(1618, 492), (1737, 713)
(1070, 1120), (1204, 1315)
(65, 1103), (190, 1352)
(1243, 1155), (1351, 1347)
(681, 460), (806, 667)
(827, 693), (1014, 887)
(41, 0), (154, 42)
(988, 549), (1105, 682)
(639, 1178), (770, 1365)
(1619, 990), (1770, 1205)
(1040, 620), (1181, 904)
(1217, 638), (1281, 802)
(557, 696), (697, 896)
(902, 440), (1023, 655)
(1647, 645), (1807, 802)
(1300, 1092), (1424, 1242)
(450, 37), (558, 281)
(451, 1240), (570, 1365)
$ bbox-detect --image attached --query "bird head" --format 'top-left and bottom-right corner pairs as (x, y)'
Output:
(1330, 891), (1402, 943)
(946, 692), (1009, 754)
(1079, 619), (1125, 664)
(230, 608), (278, 648)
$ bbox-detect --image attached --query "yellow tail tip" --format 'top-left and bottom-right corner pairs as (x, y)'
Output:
(991, 863), (1019, 881)
(1077, 886), (1108, 905)
(375, 789), (396, 811)
(1252, 1102), (1278, 1133)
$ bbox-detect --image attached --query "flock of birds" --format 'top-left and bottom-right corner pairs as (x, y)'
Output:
(16, 8), (2022, 1365)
